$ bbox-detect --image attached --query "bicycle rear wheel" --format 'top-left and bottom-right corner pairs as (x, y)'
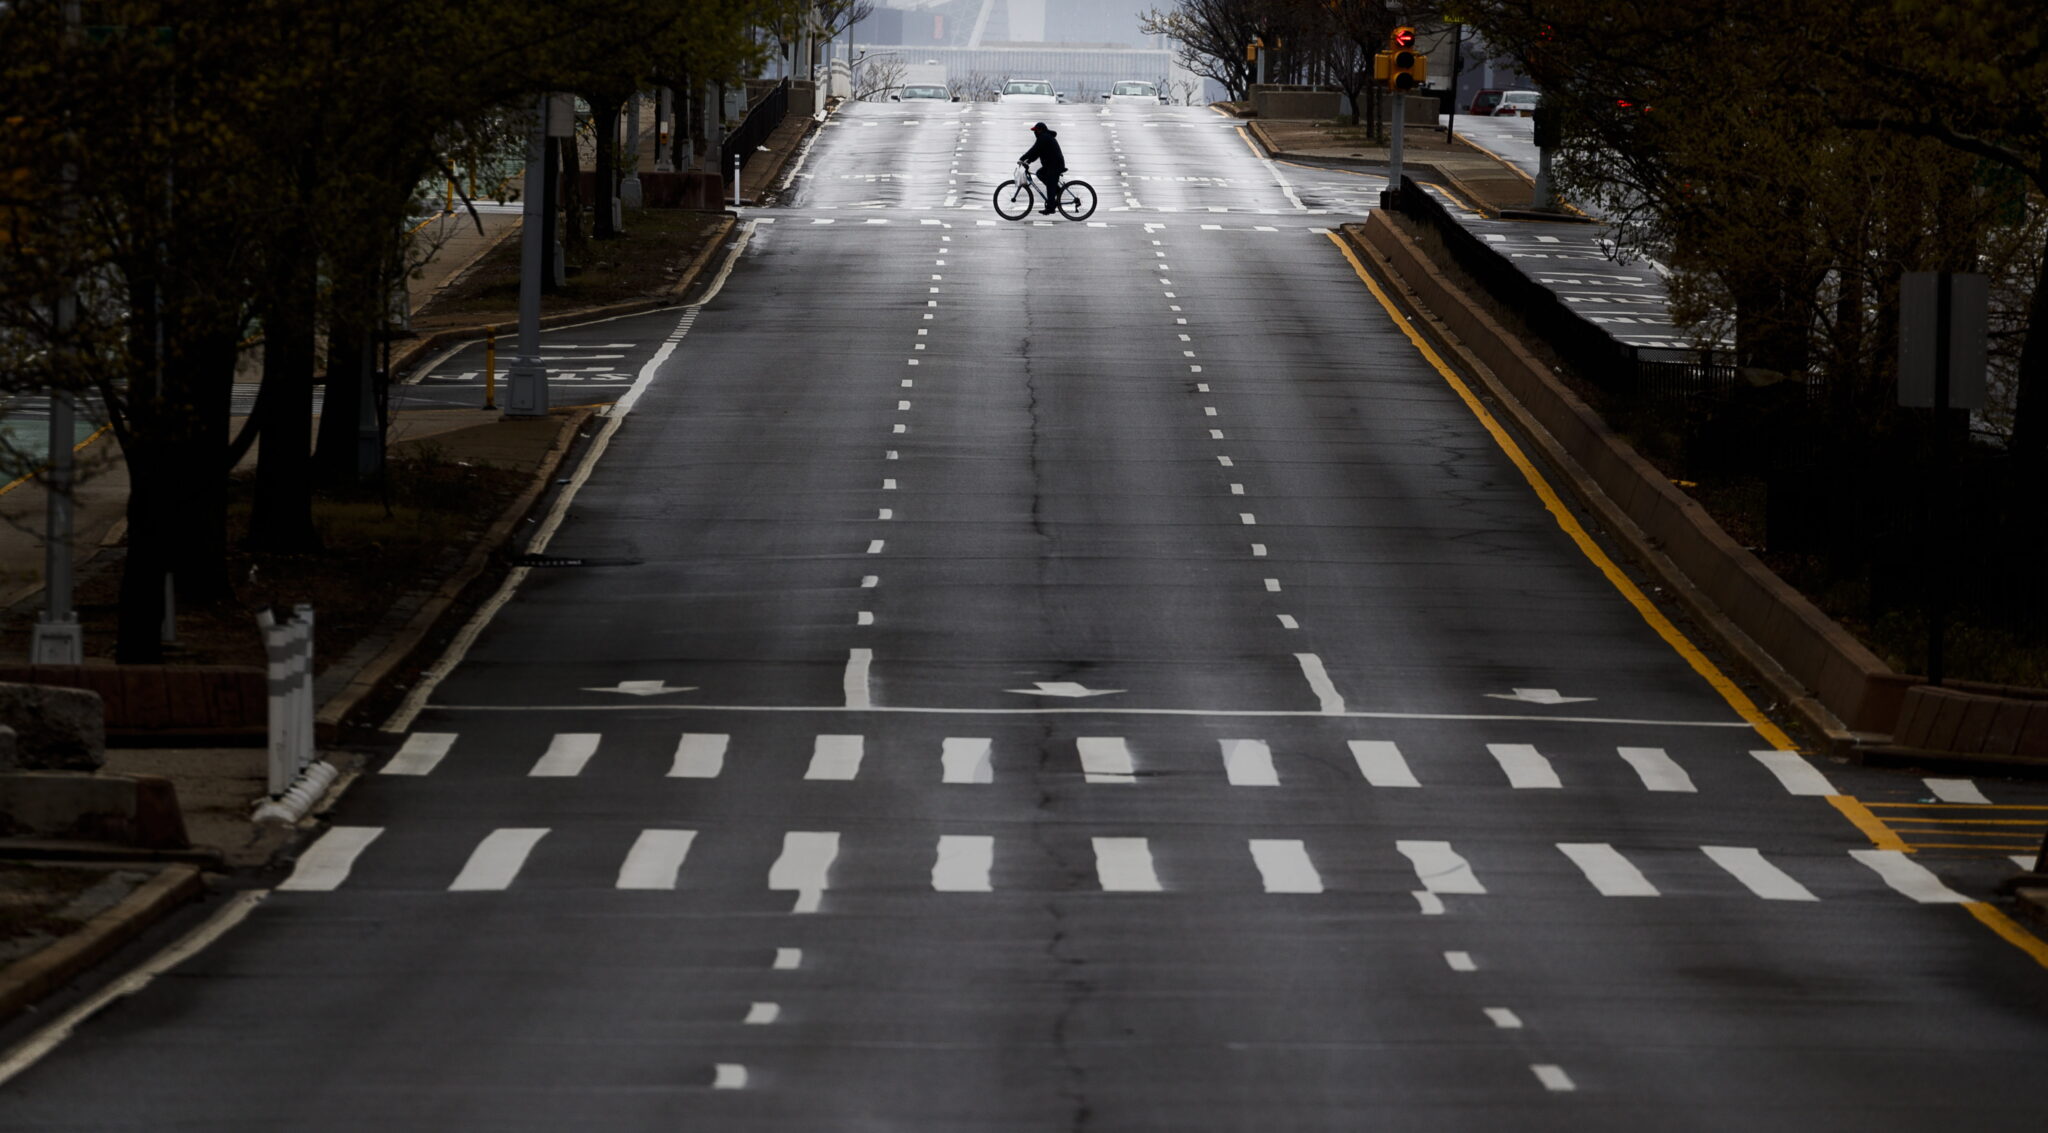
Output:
(991, 179), (1035, 221)
(1057, 180), (1097, 220)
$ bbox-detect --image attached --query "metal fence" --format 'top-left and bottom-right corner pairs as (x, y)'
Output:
(1392, 175), (1739, 404)
(721, 79), (790, 175)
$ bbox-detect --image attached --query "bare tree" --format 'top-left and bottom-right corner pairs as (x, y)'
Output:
(854, 54), (907, 100)
(1139, 1), (1261, 100)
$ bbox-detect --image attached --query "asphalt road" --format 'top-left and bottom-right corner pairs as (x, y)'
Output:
(5, 101), (2047, 1130)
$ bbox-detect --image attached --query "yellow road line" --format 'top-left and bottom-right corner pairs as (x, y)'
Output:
(1885, 818), (2048, 827)
(1827, 796), (1910, 852)
(1964, 903), (2048, 969)
(0, 423), (112, 500)
(1325, 231), (1797, 752)
(1896, 842), (2041, 852)
(1865, 802), (2048, 811)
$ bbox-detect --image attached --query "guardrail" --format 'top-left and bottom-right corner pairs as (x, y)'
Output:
(720, 79), (791, 178)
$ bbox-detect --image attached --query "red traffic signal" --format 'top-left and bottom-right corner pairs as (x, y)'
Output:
(1390, 26), (1416, 50)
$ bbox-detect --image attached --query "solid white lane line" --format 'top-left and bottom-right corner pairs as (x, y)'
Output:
(1295, 652), (1345, 714)
(1617, 746), (1695, 792)
(1557, 842), (1659, 897)
(1220, 739), (1279, 785)
(278, 826), (383, 891)
(1249, 839), (1324, 893)
(1077, 736), (1136, 784)
(844, 648), (873, 709)
(772, 947), (802, 970)
(1349, 740), (1419, 787)
(1445, 950), (1477, 971)
(449, 828), (550, 891)
(1397, 840), (1486, 894)
(1850, 849), (1971, 903)
(769, 831), (840, 914)
(1532, 1065), (1576, 1092)
(383, 732), (455, 775)
(942, 736), (995, 783)
(713, 1064), (748, 1089)
(932, 835), (995, 891)
(1093, 836), (1163, 891)
(1488, 743), (1562, 789)
(744, 1002), (780, 1025)
(670, 733), (728, 778)
(528, 733), (600, 777)
(1484, 1007), (1524, 1029)
(1925, 777), (1990, 804)
(1701, 846), (1817, 901)
(1752, 750), (1838, 795)
(617, 830), (698, 889)
(806, 734), (864, 780)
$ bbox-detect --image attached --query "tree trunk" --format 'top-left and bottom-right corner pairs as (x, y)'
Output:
(593, 95), (620, 239)
(313, 323), (375, 484)
(2008, 238), (2048, 476)
(561, 125), (588, 264)
(248, 249), (322, 551)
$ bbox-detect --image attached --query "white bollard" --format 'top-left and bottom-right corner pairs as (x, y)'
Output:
(259, 605), (316, 797)
(293, 603), (315, 779)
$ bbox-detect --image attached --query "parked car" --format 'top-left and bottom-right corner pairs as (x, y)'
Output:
(1467, 89), (1504, 116)
(1101, 80), (1165, 105)
(893, 85), (951, 101)
(997, 79), (1058, 105)
(1494, 90), (1541, 116)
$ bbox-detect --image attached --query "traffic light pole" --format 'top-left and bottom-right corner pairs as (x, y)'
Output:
(1387, 92), (1405, 199)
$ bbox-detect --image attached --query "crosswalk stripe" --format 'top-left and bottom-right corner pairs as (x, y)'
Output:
(1558, 842), (1659, 896)
(1077, 737), (1136, 784)
(1751, 750), (1837, 795)
(616, 830), (697, 889)
(669, 733), (728, 778)
(2013, 854), (2038, 871)
(932, 835), (994, 891)
(1849, 849), (1971, 903)
(1220, 739), (1279, 786)
(769, 831), (840, 913)
(1093, 836), (1163, 891)
(277, 826), (383, 891)
(1349, 740), (1419, 787)
(1488, 743), (1561, 789)
(383, 733), (455, 775)
(529, 733), (600, 777)
(1924, 778), (1990, 804)
(1396, 840), (1486, 894)
(806, 734), (864, 780)
(1248, 839), (1323, 893)
(1701, 846), (1817, 901)
(1617, 746), (1695, 792)
(449, 828), (550, 891)
(941, 737), (994, 783)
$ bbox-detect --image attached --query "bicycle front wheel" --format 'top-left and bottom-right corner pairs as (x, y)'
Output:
(991, 179), (1035, 221)
(1057, 180), (1097, 220)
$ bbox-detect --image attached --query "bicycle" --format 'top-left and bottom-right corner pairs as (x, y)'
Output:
(992, 163), (1097, 221)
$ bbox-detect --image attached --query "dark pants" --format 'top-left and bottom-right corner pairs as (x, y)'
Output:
(1036, 166), (1062, 209)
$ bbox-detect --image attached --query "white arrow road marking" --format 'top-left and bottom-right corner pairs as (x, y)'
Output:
(1077, 737), (1137, 784)
(382, 733), (455, 775)
(1485, 688), (1596, 705)
(616, 830), (697, 890)
(1005, 681), (1126, 698)
(1850, 850), (1971, 903)
(278, 826), (382, 891)
(932, 835), (994, 891)
(1398, 841), (1487, 894)
(769, 831), (840, 913)
(583, 681), (697, 696)
(941, 737), (994, 783)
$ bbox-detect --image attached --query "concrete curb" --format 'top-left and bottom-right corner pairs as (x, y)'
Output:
(1337, 219), (1859, 754)
(0, 862), (202, 1022)
(1245, 119), (1597, 222)
(314, 407), (594, 733)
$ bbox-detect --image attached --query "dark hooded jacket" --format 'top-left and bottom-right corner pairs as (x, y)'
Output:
(1019, 126), (1065, 174)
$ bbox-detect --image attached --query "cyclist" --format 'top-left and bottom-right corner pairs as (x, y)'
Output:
(1018, 122), (1066, 215)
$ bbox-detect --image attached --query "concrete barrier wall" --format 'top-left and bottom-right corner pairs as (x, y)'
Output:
(1352, 213), (1912, 737)
(0, 771), (189, 848)
(1253, 88), (1342, 120)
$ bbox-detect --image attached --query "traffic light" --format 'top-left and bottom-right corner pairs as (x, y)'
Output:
(1383, 26), (1426, 91)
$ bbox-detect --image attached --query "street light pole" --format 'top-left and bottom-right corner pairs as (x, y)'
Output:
(503, 93), (550, 419)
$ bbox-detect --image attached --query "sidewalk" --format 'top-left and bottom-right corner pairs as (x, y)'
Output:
(1249, 118), (1551, 218)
